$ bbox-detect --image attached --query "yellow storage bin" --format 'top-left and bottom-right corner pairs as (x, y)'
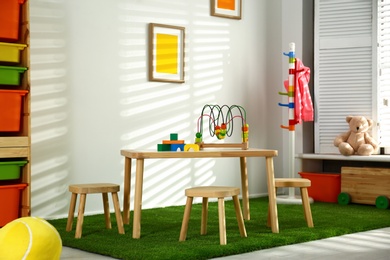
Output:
(0, 42), (27, 63)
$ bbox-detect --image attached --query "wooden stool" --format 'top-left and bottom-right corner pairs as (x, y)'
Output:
(66, 183), (125, 238)
(179, 186), (247, 245)
(268, 178), (314, 228)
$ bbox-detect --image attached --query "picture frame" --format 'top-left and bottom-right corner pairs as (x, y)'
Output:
(210, 0), (242, 20)
(148, 23), (185, 83)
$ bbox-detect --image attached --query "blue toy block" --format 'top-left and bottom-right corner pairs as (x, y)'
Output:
(171, 143), (185, 151)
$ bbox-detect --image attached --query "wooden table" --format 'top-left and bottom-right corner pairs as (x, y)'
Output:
(120, 148), (279, 238)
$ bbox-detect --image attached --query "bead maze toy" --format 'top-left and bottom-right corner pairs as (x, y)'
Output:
(195, 104), (249, 150)
(157, 105), (249, 152)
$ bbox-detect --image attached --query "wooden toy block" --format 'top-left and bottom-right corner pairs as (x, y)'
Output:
(157, 144), (171, 151)
(184, 144), (200, 152)
(171, 144), (185, 151)
(162, 140), (185, 144)
(170, 133), (178, 140)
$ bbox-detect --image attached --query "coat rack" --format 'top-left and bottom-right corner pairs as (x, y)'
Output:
(278, 42), (313, 204)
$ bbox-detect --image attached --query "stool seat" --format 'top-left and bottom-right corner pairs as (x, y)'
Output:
(66, 183), (125, 238)
(69, 183), (120, 194)
(180, 186), (247, 245)
(185, 186), (240, 198)
(275, 178), (311, 188)
(268, 178), (314, 228)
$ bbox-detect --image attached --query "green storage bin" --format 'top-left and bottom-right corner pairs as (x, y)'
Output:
(0, 160), (27, 180)
(0, 65), (27, 85)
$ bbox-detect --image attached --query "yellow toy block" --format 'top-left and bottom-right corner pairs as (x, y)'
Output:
(184, 144), (200, 152)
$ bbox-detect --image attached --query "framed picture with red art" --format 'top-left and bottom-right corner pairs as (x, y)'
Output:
(210, 0), (242, 20)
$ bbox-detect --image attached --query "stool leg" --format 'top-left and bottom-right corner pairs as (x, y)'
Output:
(218, 197), (227, 245)
(201, 197), (208, 235)
(102, 192), (112, 229)
(75, 194), (86, 238)
(111, 192), (125, 234)
(301, 187), (314, 227)
(66, 193), (77, 232)
(232, 195), (247, 237)
(267, 187), (277, 227)
(179, 196), (193, 241)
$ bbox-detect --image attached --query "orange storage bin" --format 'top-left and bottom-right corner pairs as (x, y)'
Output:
(0, 0), (25, 41)
(0, 183), (27, 227)
(0, 89), (28, 132)
(299, 172), (341, 203)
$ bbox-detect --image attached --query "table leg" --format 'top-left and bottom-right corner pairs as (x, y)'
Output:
(132, 158), (144, 239)
(240, 157), (250, 220)
(123, 157), (132, 225)
(266, 157), (279, 233)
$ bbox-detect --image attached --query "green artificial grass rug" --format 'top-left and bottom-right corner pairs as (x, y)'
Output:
(48, 197), (390, 260)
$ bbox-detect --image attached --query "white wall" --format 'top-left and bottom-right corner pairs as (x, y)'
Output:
(29, 0), (310, 218)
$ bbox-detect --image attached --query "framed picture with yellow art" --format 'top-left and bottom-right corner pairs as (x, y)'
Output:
(211, 0), (242, 20)
(148, 23), (185, 83)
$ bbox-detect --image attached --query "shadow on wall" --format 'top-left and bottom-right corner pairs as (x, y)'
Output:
(30, 0), (241, 217)
(30, 0), (70, 217)
(116, 0), (237, 208)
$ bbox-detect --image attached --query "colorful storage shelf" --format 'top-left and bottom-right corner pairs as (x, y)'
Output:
(0, 0), (30, 226)
(0, 65), (27, 85)
(0, 0), (26, 41)
(0, 89), (28, 132)
(0, 42), (27, 63)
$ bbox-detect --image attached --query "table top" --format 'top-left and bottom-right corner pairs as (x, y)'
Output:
(121, 148), (278, 159)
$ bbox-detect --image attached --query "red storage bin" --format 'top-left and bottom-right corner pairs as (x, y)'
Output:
(0, 0), (25, 41)
(299, 172), (341, 203)
(0, 89), (28, 132)
(0, 183), (27, 227)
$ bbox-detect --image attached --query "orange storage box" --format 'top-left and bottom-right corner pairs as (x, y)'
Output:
(0, 89), (28, 132)
(299, 172), (341, 203)
(0, 0), (25, 41)
(0, 183), (27, 227)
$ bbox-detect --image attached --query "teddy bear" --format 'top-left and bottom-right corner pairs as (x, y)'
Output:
(334, 116), (378, 156)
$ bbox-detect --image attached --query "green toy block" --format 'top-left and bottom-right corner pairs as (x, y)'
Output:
(157, 144), (171, 151)
(170, 133), (178, 140)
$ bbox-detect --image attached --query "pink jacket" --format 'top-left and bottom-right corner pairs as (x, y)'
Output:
(284, 58), (314, 125)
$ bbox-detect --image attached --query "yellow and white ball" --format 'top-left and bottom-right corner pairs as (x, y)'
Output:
(0, 217), (62, 260)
